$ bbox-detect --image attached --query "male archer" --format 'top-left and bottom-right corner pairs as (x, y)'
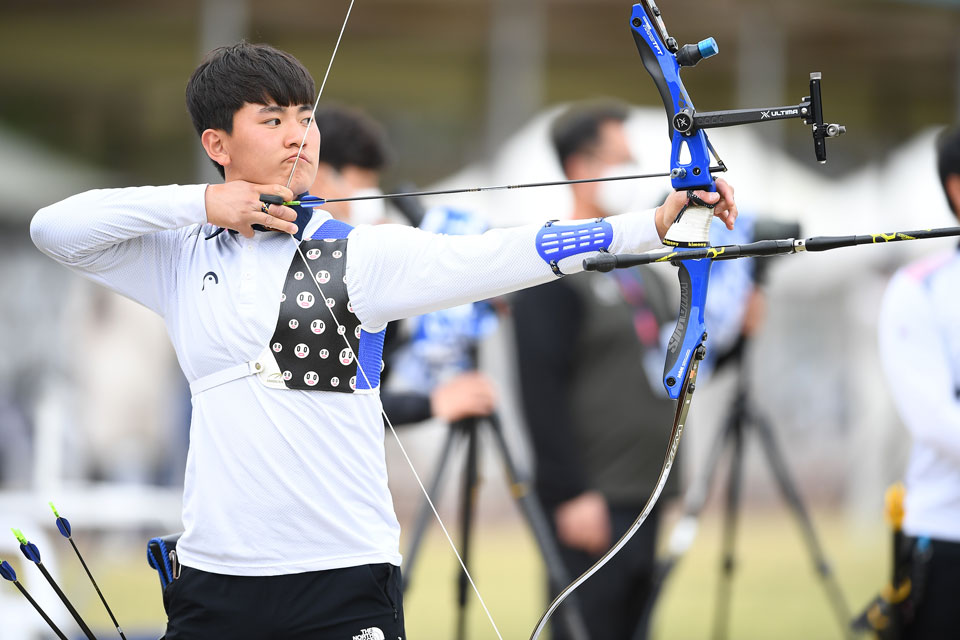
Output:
(31, 42), (737, 638)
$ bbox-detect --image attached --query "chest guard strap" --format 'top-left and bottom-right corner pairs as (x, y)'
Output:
(188, 219), (386, 397)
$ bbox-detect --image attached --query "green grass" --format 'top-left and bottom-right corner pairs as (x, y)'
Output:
(50, 505), (886, 639)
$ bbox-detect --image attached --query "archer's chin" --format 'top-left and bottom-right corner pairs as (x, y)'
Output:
(288, 167), (319, 195)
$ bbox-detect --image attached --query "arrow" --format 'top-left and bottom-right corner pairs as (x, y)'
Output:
(260, 168), (725, 209)
(0, 559), (70, 640)
(50, 503), (127, 639)
(12, 528), (99, 640)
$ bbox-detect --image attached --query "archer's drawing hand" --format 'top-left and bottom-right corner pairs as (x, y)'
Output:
(431, 372), (498, 422)
(654, 177), (738, 240)
(205, 181), (298, 238)
(555, 491), (611, 557)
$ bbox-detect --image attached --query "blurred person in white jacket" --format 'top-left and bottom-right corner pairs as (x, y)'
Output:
(878, 125), (960, 638)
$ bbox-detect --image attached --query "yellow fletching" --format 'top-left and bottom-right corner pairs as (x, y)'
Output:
(885, 482), (906, 530)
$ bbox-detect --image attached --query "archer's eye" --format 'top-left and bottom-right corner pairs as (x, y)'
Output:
(301, 116), (314, 127)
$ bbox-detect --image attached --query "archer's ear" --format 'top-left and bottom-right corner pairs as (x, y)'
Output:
(200, 129), (231, 169)
(946, 174), (960, 218)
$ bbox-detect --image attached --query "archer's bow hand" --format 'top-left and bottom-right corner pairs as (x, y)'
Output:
(654, 177), (738, 241)
(204, 181), (298, 238)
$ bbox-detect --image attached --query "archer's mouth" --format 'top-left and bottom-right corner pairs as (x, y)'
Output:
(286, 155), (311, 165)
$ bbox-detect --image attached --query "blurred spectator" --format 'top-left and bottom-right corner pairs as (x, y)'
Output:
(876, 125), (960, 637)
(512, 101), (679, 640)
(65, 282), (187, 484)
(309, 105), (497, 425)
(0, 390), (31, 487)
(0, 237), (74, 488)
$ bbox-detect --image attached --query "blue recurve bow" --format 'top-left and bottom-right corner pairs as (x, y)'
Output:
(529, 2), (850, 637)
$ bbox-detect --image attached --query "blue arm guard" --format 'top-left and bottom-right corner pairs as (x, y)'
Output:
(536, 218), (614, 276)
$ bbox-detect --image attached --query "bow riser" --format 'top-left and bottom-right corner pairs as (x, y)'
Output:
(632, 0), (718, 397)
(664, 258), (710, 398)
(631, 2), (717, 192)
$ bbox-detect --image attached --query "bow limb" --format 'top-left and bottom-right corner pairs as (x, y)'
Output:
(528, 342), (704, 640)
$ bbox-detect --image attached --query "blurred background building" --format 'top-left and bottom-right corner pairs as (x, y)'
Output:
(1, 0), (959, 638)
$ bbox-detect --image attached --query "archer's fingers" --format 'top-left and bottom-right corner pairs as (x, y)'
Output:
(712, 179), (738, 229)
(268, 204), (299, 223)
(689, 189), (721, 205)
(262, 204), (299, 235)
(258, 184), (296, 203)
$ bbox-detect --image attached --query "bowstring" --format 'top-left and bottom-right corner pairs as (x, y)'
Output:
(284, 0), (354, 189)
(283, 2), (504, 638)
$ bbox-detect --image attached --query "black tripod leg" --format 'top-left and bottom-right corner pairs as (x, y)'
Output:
(402, 424), (459, 592)
(456, 419), (480, 640)
(712, 415), (745, 640)
(485, 413), (591, 640)
(751, 412), (855, 639)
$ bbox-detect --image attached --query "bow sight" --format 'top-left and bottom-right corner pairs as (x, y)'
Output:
(632, 0), (845, 191)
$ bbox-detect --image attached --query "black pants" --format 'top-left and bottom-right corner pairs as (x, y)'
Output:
(903, 538), (960, 640)
(163, 563), (404, 640)
(549, 505), (659, 640)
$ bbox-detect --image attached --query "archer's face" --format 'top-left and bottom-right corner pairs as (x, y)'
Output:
(217, 101), (321, 194)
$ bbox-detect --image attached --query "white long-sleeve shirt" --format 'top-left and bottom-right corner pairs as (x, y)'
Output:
(31, 184), (662, 575)
(878, 248), (960, 542)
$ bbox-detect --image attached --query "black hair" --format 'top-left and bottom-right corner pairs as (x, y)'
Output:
(936, 125), (960, 215)
(313, 104), (390, 172)
(186, 42), (316, 177)
(550, 100), (630, 172)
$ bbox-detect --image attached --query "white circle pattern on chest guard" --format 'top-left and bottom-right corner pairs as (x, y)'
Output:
(297, 292), (315, 309)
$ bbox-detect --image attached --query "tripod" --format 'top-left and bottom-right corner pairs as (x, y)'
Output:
(639, 335), (854, 640)
(401, 408), (591, 640)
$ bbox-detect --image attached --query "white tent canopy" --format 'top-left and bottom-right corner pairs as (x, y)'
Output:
(0, 125), (113, 224)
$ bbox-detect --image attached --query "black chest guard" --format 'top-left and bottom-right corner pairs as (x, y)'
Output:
(266, 219), (385, 393)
